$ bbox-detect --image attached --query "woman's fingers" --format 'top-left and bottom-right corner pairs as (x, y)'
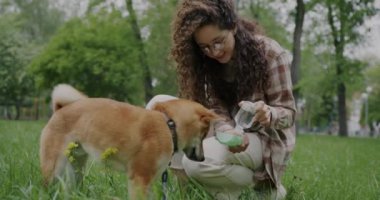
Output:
(252, 101), (271, 127)
(228, 134), (249, 153)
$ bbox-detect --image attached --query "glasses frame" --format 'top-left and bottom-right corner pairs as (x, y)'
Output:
(199, 31), (230, 55)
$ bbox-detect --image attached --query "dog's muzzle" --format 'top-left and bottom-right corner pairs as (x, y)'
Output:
(185, 147), (205, 162)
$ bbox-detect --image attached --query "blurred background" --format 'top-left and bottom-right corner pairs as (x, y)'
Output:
(0, 0), (379, 137)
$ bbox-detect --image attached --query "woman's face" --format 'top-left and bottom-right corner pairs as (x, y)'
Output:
(194, 24), (235, 64)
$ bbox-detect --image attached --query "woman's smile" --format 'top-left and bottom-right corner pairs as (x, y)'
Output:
(194, 24), (235, 64)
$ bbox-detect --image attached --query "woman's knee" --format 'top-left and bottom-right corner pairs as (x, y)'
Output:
(182, 156), (222, 180)
(182, 156), (203, 179)
(182, 156), (255, 188)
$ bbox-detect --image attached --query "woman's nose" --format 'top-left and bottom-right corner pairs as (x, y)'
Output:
(211, 48), (223, 57)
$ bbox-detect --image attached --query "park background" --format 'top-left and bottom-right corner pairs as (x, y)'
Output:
(0, 0), (379, 199)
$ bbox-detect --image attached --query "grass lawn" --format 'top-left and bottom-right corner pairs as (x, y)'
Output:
(0, 120), (379, 199)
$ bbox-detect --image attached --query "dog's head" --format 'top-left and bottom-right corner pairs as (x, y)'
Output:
(152, 99), (222, 162)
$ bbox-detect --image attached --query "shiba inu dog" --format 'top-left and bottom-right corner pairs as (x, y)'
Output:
(39, 84), (220, 199)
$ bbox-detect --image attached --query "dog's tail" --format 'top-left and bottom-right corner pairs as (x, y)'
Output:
(52, 84), (87, 112)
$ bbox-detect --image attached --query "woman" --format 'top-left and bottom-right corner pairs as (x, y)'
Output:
(147, 0), (296, 199)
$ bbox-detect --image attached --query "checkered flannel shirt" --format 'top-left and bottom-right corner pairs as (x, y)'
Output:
(210, 35), (296, 188)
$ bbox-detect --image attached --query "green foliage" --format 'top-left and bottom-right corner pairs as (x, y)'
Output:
(365, 65), (380, 123)
(10, 0), (64, 43)
(342, 58), (367, 95)
(143, 0), (178, 96)
(323, 0), (376, 134)
(324, 0), (377, 45)
(29, 11), (145, 104)
(0, 14), (36, 108)
(297, 49), (337, 127)
(297, 45), (367, 128)
(242, 2), (291, 49)
(368, 90), (380, 123)
(0, 0), (65, 119)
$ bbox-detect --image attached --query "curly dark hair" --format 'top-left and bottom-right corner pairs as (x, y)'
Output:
(171, 0), (269, 107)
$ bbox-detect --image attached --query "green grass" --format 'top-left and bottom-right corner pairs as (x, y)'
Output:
(0, 120), (379, 199)
(284, 134), (380, 200)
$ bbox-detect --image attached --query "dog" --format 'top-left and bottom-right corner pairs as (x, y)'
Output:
(39, 84), (221, 199)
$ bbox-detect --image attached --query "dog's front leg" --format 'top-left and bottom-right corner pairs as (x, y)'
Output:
(128, 176), (151, 200)
(127, 160), (157, 200)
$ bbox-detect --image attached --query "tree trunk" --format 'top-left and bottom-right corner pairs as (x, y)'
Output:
(6, 106), (12, 120)
(291, 0), (305, 133)
(336, 45), (348, 136)
(337, 79), (347, 136)
(34, 97), (39, 120)
(291, 0), (304, 98)
(327, 3), (348, 136)
(125, 0), (153, 103)
(15, 103), (20, 120)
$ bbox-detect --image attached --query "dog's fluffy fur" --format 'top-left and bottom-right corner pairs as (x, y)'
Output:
(40, 84), (220, 199)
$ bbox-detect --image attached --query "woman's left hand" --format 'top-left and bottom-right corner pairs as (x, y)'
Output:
(239, 100), (271, 127)
(229, 133), (249, 153)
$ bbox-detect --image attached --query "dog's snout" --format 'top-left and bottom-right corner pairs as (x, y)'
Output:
(186, 147), (205, 162)
(196, 154), (205, 162)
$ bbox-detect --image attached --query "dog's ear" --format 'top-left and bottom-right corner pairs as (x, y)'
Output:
(151, 102), (167, 113)
(199, 110), (223, 124)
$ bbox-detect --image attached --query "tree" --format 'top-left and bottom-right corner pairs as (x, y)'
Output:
(243, 1), (291, 48)
(364, 65), (380, 125)
(125, 0), (153, 103)
(0, 0), (65, 119)
(0, 14), (36, 119)
(297, 49), (336, 130)
(291, 0), (306, 101)
(12, 0), (64, 43)
(143, 0), (178, 95)
(29, 11), (144, 104)
(324, 0), (376, 136)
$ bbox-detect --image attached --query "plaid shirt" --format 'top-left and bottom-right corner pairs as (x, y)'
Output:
(210, 35), (296, 188)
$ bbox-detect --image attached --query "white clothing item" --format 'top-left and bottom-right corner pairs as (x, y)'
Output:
(145, 94), (178, 110)
(182, 134), (263, 200)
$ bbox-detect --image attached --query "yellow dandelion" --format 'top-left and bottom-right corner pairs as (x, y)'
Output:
(64, 142), (79, 163)
(101, 147), (118, 160)
(68, 156), (75, 163)
(67, 142), (79, 150)
(64, 149), (71, 157)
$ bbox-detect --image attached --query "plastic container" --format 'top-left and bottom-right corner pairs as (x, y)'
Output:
(215, 130), (244, 147)
(234, 106), (255, 130)
(215, 107), (255, 147)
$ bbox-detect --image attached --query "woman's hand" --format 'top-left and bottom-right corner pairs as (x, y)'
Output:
(216, 126), (249, 153)
(239, 100), (271, 127)
(228, 133), (249, 153)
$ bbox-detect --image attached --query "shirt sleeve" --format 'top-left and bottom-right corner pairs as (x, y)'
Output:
(208, 96), (235, 132)
(265, 50), (297, 130)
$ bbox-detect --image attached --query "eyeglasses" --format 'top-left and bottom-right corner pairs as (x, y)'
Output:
(199, 31), (230, 55)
